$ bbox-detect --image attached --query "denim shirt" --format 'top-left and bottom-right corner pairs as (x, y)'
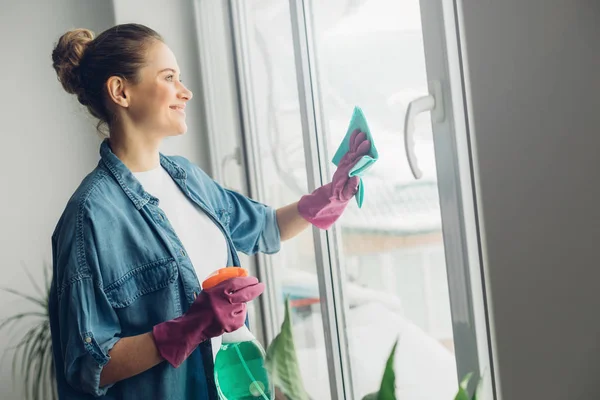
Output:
(49, 139), (281, 399)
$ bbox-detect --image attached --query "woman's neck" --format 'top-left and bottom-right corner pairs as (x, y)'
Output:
(108, 133), (161, 173)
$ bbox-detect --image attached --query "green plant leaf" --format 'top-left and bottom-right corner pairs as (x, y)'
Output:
(471, 373), (485, 400)
(461, 373), (473, 390)
(0, 312), (44, 336)
(454, 387), (471, 400)
(41, 327), (52, 397)
(32, 321), (49, 398)
(25, 323), (46, 400)
(361, 340), (398, 400)
(22, 264), (43, 297)
(0, 287), (46, 309)
(379, 340), (398, 400)
(265, 297), (310, 400)
(453, 373), (475, 400)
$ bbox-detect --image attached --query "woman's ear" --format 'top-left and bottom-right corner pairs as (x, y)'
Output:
(105, 76), (129, 108)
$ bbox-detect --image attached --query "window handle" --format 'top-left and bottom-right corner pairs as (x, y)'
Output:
(403, 80), (444, 179)
(220, 146), (242, 189)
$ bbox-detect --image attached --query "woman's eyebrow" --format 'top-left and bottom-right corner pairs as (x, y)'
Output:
(157, 68), (178, 75)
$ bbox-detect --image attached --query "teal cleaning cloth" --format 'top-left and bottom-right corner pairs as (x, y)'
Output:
(331, 106), (379, 208)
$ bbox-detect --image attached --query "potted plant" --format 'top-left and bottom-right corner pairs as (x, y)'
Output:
(0, 265), (57, 400)
(266, 299), (483, 400)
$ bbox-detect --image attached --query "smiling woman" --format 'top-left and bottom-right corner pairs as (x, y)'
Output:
(49, 24), (272, 400)
(47, 23), (371, 400)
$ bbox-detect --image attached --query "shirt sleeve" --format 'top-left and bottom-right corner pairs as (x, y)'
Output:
(220, 187), (282, 255)
(52, 209), (121, 397)
(173, 155), (282, 256)
(57, 277), (121, 397)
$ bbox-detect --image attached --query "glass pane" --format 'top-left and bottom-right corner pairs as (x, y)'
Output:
(310, 0), (459, 398)
(243, 2), (332, 398)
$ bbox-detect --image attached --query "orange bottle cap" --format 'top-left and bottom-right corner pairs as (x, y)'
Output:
(202, 267), (248, 290)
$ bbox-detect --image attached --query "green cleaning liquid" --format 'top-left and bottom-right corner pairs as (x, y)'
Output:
(214, 325), (273, 400)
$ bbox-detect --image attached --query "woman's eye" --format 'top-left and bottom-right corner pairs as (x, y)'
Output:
(166, 75), (183, 83)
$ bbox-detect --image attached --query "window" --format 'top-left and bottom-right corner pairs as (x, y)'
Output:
(213, 0), (494, 398)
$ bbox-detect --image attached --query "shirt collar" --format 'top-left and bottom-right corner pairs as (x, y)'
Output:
(99, 139), (188, 209)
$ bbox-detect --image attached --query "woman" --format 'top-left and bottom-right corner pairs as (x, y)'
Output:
(49, 23), (370, 399)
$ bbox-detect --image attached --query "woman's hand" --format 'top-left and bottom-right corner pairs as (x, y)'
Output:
(297, 130), (371, 229)
(152, 276), (265, 368)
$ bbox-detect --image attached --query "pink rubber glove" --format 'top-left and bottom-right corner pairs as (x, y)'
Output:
(152, 276), (265, 368)
(298, 130), (371, 229)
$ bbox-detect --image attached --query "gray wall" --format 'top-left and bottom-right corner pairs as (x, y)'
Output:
(0, 1), (210, 398)
(460, 0), (600, 399)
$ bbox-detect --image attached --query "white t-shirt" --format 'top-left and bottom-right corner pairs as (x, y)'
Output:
(133, 165), (228, 358)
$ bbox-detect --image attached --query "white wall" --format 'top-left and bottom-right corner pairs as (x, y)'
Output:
(0, 1), (211, 398)
(0, 3), (114, 398)
(459, 1), (600, 399)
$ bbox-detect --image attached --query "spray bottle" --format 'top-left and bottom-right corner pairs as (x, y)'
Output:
(202, 267), (273, 400)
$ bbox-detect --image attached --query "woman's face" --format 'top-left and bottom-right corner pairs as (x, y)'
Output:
(125, 41), (193, 137)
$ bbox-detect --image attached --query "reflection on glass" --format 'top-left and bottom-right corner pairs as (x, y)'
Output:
(312, 0), (459, 399)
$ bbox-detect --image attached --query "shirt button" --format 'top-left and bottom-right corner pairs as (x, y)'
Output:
(85, 337), (92, 344)
(180, 249), (186, 257)
(158, 214), (164, 221)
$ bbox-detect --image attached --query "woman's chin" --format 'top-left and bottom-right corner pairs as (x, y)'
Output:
(171, 123), (188, 136)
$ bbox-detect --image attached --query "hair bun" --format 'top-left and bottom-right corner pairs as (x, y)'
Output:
(52, 28), (95, 102)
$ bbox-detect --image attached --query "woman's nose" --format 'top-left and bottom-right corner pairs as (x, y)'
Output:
(178, 83), (193, 101)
